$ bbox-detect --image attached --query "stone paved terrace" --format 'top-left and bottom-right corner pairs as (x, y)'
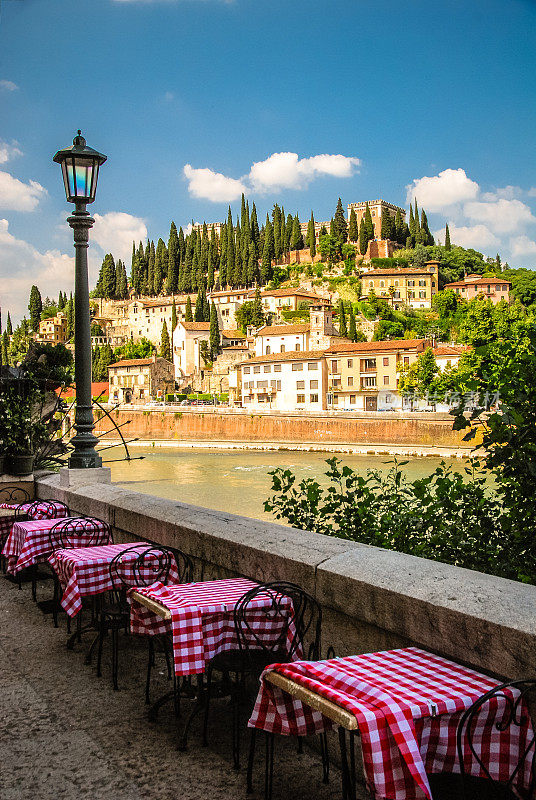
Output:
(0, 570), (355, 800)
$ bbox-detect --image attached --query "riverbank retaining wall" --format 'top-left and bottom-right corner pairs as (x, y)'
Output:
(94, 408), (476, 453)
(37, 472), (535, 681)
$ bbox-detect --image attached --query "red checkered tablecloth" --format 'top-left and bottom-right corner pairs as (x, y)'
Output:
(0, 501), (68, 548)
(248, 647), (534, 800)
(48, 543), (181, 617)
(129, 578), (296, 677)
(2, 517), (111, 575)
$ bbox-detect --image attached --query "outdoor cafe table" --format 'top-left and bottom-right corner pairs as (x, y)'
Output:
(2, 516), (111, 577)
(48, 542), (181, 618)
(248, 646), (534, 800)
(0, 500), (68, 552)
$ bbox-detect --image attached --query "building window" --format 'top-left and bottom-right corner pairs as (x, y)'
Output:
(331, 360), (338, 372)
(347, 359), (353, 368)
(380, 280), (384, 288)
(274, 364), (282, 372)
(263, 365), (271, 373)
(408, 280), (415, 287)
(257, 381), (268, 388)
(295, 343), (301, 352)
(310, 380), (318, 389)
(349, 395), (356, 404)
(265, 346), (271, 355)
(297, 394), (305, 404)
(253, 366), (261, 373)
(419, 291), (426, 299)
(384, 376), (389, 385)
(291, 363), (303, 371)
(348, 376), (354, 387)
(404, 356), (410, 365)
(383, 357), (389, 366)
(280, 345), (285, 353)
(308, 362), (318, 370)
(419, 280), (426, 286)
(310, 394), (319, 403)
(296, 381), (305, 389)
(385, 394), (392, 403)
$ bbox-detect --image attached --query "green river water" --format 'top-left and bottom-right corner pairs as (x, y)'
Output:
(106, 446), (468, 522)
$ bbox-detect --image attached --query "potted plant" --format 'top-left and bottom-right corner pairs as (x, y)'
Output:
(1, 385), (36, 476)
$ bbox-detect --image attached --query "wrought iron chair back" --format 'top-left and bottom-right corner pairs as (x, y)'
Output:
(0, 486), (30, 506)
(233, 581), (322, 667)
(108, 544), (188, 603)
(15, 499), (69, 521)
(456, 678), (536, 798)
(48, 516), (112, 551)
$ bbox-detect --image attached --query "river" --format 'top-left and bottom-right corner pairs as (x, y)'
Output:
(106, 446), (469, 522)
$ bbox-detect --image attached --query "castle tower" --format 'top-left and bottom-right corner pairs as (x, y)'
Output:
(309, 301), (336, 350)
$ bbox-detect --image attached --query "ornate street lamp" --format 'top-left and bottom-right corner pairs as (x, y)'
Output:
(53, 131), (107, 468)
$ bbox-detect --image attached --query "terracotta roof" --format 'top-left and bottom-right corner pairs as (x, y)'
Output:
(223, 345), (249, 351)
(108, 358), (154, 368)
(181, 321), (210, 331)
(325, 338), (429, 354)
(445, 279), (511, 288)
(257, 323), (310, 336)
(261, 288), (319, 298)
(221, 329), (246, 339)
(240, 350), (325, 365)
(432, 345), (470, 357)
(362, 267), (436, 276)
(208, 289), (255, 298)
(62, 382), (109, 398)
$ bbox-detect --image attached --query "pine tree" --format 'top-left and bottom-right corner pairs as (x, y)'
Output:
(160, 320), (171, 361)
(333, 197), (348, 243)
(338, 300), (347, 337)
(319, 224), (328, 238)
(66, 293), (74, 339)
(28, 285), (43, 331)
(209, 302), (220, 360)
(444, 223), (451, 251)
(6, 312), (12, 336)
(348, 305), (357, 342)
(358, 218), (368, 256)
(330, 218), (335, 237)
(348, 208), (358, 242)
(185, 296), (193, 322)
(291, 215), (304, 250)
(1, 331), (9, 366)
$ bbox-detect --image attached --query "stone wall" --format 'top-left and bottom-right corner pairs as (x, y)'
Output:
(93, 408), (477, 452)
(36, 473), (536, 680)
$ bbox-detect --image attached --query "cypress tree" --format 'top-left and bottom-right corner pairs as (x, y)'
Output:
(329, 218), (335, 236)
(209, 302), (220, 360)
(291, 215), (304, 250)
(6, 312), (12, 336)
(147, 241), (155, 295)
(252, 287), (264, 327)
(261, 217), (274, 283)
(348, 208), (358, 242)
(226, 207), (235, 287)
(358, 218), (368, 256)
(306, 212), (316, 257)
(1, 331), (8, 366)
(118, 262), (128, 299)
(364, 203), (375, 241)
(333, 197), (348, 243)
(58, 291), (65, 311)
(319, 224), (328, 238)
(203, 291), (211, 322)
(247, 241), (258, 286)
(66, 293), (74, 339)
(185, 296), (193, 322)
(250, 203), (260, 255)
(348, 305), (357, 342)
(194, 290), (204, 322)
(130, 242), (139, 293)
(285, 213), (293, 252)
(394, 209), (405, 244)
(28, 285), (43, 331)
(409, 204), (415, 235)
(338, 300), (347, 338)
(165, 222), (179, 294)
(171, 298), (178, 333)
(420, 209), (434, 246)
(160, 321), (171, 361)
(444, 223), (451, 251)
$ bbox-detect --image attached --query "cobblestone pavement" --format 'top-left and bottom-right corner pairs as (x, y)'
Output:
(0, 570), (365, 800)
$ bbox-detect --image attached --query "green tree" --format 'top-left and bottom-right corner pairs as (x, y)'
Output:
(380, 212), (394, 240)
(194, 290), (205, 322)
(338, 300), (347, 337)
(348, 208), (359, 243)
(348, 305), (357, 341)
(58, 292), (66, 311)
(165, 222), (179, 294)
(28, 285), (43, 331)
(432, 289), (458, 318)
(364, 202), (375, 242)
(444, 224), (451, 251)
(398, 348), (439, 399)
(66, 294), (75, 339)
(252, 287), (265, 327)
(1, 331), (9, 366)
(306, 212), (316, 258)
(97, 253), (116, 298)
(185, 295), (193, 322)
(209, 302), (220, 360)
(6, 312), (12, 336)
(358, 218), (368, 255)
(171, 298), (178, 333)
(160, 320), (171, 360)
(319, 234), (340, 265)
(373, 319), (405, 340)
(333, 197), (348, 244)
(290, 215), (304, 250)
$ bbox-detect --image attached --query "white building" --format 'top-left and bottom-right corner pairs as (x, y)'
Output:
(255, 302), (338, 356)
(173, 321), (245, 381)
(240, 350), (327, 412)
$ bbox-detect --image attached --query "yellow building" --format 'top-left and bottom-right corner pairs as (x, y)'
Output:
(324, 338), (429, 411)
(36, 312), (69, 344)
(361, 261), (439, 309)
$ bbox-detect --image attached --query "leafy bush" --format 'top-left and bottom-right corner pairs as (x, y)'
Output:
(265, 457), (531, 583)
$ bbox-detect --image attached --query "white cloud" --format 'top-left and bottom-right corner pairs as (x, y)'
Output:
(0, 80), (18, 92)
(433, 222), (500, 251)
(0, 171), (47, 211)
(0, 219), (74, 324)
(406, 168), (479, 212)
(481, 185), (522, 202)
(184, 151), (360, 202)
(183, 164), (247, 203)
(509, 235), (536, 259)
(0, 141), (22, 165)
(527, 188), (536, 198)
(463, 198), (536, 235)
(92, 211), (147, 264)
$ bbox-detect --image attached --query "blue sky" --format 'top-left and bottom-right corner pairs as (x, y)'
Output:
(1, 0), (535, 321)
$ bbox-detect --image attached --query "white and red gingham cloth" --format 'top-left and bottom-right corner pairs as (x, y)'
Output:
(2, 517), (111, 575)
(0, 501), (67, 545)
(248, 647), (534, 800)
(48, 542), (180, 617)
(128, 578), (295, 677)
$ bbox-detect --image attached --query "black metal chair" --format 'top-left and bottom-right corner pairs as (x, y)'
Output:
(429, 679), (536, 800)
(49, 516), (112, 628)
(96, 544), (192, 691)
(201, 580), (325, 797)
(14, 499), (69, 522)
(0, 486), (30, 573)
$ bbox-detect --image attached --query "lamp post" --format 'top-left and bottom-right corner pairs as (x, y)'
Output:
(53, 131), (107, 468)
